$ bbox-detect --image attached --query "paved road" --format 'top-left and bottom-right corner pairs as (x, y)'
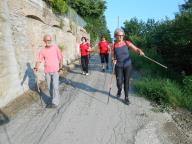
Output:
(0, 55), (190, 144)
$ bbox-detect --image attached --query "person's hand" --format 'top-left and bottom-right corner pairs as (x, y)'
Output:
(58, 68), (63, 75)
(112, 59), (117, 65)
(138, 49), (145, 56)
(33, 67), (38, 72)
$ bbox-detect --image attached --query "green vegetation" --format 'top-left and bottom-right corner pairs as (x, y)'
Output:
(44, 0), (68, 14)
(66, 0), (112, 44)
(123, 0), (192, 111)
(44, 0), (112, 44)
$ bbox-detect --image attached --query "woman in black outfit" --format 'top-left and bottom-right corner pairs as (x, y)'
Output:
(112, 28), (145, 105)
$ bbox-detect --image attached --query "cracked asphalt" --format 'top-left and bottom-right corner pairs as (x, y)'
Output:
(0, 55), (191, 144)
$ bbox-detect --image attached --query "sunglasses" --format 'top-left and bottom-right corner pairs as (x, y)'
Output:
(116, 35), (124, 37)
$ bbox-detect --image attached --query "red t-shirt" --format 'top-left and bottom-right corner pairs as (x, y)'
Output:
(99, 41), (109, 54)
(112, 41), (131, 49)
(80, 42), (90, 56)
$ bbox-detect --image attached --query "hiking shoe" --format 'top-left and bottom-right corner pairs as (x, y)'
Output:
(46, 103), (57, 108)
(116, 90), (121, 98)
(116, 92), (121, 98)
(124, 97), (130, 105)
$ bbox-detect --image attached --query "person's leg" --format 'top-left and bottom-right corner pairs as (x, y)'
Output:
(100, 54), (105, 71)
(45, 73), (52, 104)
(45, 73), (52, 96)
(85, 56), (89, 74)
(52, 72), (60, 106)
(105, 53), (109, 69)
(123, 65), (132, 103)
(115, 66), (123, 97)
(81, 56), (86, 73)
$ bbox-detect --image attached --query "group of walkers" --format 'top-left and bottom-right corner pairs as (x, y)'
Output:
(33, 28), (144, 108)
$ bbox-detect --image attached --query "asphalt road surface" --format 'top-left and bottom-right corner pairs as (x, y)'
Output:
(0, 55), (191, 144)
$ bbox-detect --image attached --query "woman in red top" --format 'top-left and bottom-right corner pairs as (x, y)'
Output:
(98, 35), (110, 72)
(80, 37), (91, 75)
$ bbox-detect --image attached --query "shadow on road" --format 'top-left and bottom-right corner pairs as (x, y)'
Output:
(0, 109), (10, 126)
(59, 77), (125, 104)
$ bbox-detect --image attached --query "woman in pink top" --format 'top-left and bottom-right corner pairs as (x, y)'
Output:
(34, 34), (63, 108)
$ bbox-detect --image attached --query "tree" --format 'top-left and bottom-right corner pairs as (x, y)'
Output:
(66, 0), (110, 44)
(44, 0), (68, 14)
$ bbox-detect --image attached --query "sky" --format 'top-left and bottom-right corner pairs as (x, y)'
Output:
(105, 0), (185, 36)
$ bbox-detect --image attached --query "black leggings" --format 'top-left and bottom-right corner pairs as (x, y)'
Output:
(81, 56), (89, 73)
(100, 53), (109, 64)
(115, 65), (132, 98)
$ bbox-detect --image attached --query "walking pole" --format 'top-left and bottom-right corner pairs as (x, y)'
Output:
(107, 63), (116, 104)
(143, 55), (168, 69)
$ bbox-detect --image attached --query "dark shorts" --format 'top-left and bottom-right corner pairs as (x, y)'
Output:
(100, 53), (109, 63)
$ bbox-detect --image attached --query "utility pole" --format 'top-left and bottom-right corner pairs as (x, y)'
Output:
(117, 16), (119, 28)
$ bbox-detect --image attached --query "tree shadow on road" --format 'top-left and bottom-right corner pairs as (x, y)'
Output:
(59, 77), (124, 104)
(72, 55), (114, 74)
(0, 109), (10, 126)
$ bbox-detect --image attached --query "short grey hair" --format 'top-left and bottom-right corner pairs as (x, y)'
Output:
(114, 28), (125, 36)
(43, 34), (52, 41)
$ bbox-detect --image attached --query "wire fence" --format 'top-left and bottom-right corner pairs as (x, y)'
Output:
(65, 7), (87, 28)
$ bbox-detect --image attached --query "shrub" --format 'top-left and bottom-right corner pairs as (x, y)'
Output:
(181, 76), (192, 111)
(47, 0), (68, 14)
(133, 78), (183, 108)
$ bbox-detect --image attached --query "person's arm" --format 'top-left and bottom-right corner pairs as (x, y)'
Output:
(34, 62), (41, 72)
(111, 44), (117, 64)
(87, 43), (93, 52)
(56, 46), (63, 71)
(127, 42), (145, 56)
(34, 49), (43, 72)
(107, 42), (110, 53)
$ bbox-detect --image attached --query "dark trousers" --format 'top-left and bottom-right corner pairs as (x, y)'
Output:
(115, 65), (132, 98)
(81, 56), (89, 73)
(100, 53), (109, 64)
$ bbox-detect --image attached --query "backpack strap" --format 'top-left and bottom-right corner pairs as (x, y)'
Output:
(124, 40), (130, 49)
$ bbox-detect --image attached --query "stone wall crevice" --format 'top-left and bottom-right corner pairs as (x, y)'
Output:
(26, 15), (45, 24)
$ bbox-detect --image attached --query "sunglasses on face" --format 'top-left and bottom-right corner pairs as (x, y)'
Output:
(116, 35), (124, 37)
(45, 39), (51, 42)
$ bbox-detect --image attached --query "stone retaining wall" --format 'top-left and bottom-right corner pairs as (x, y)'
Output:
(0, 0), (89, 108)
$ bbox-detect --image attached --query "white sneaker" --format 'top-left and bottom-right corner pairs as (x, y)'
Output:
(82, 72), (85, 75)
(85, 73), (89, 76)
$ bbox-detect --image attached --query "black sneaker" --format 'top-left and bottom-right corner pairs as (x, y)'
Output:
(102, 68), (105, 72)
(46, 103), (57, 108)
(106, 65), (109, 69)
(116, 91), (121, 98)
(124, 97), (130, 105)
